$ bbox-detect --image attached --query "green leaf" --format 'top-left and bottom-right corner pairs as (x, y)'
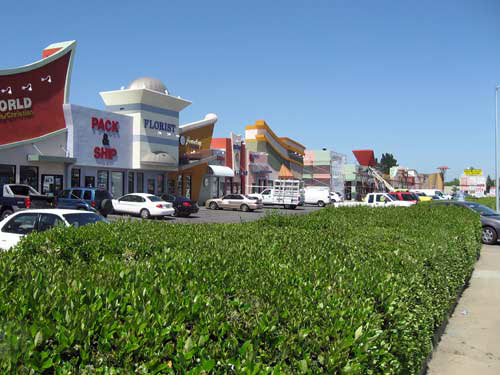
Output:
(354, 325), (363, 341)
(299, 359), (308, 373)
(34, 331), (43, 347)
(183, 336), (193, 353)
(202, 359), (215, 372)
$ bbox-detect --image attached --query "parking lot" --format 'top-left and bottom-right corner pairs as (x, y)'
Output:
(107, 205), (323, 224)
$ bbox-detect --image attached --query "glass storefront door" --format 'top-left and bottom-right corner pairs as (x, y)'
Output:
(0, 165), (15, 185)
(111, 172), (124, 198)
(41, 175), (63, 196)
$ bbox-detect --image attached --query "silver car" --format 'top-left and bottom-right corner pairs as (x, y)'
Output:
(205, 194), (263, 212)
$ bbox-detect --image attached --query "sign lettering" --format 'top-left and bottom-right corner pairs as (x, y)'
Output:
(144, 118), (176, 133)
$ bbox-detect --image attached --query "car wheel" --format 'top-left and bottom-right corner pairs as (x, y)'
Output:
(290, 205), (297, 210)
(318, 200), (325, 207)
(1, 209), (13, 220)
(100, 199), (113, 217)
(241, 204), (250, 212)
(209, 202), (219, 210)
(482, 226), (498, 245)
(140, 209), (151, 219)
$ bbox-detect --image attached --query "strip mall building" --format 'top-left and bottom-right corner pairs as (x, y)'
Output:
(0, 41), (219, 202)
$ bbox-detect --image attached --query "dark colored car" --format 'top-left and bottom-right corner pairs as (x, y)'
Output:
(161, 194), (199, 217)
(56, 188), (114, 217)
(432, 201), (500, 245)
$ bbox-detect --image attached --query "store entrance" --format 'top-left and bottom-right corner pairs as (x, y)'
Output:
(41, 174), (63, 196)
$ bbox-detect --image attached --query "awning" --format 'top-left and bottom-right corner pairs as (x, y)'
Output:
(208, 165), (234, 177)
(27, 154), (77, 163)
(249, 163), (272, 174)
(141, 151), (177, 165)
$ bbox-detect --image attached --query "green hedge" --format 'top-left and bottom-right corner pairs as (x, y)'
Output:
(0, 205), (481, 374)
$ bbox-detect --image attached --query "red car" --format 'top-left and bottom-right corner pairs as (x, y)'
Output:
(388, 191), (419, 204)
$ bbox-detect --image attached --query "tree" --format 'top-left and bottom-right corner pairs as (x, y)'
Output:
(486, 175), (495, 193)
(377, 153), (398, 175)
(444, 178), (459, 186)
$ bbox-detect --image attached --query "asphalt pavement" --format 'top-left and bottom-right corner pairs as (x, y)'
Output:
(427, 244), (500, 374)
(107, 205), (322, 224)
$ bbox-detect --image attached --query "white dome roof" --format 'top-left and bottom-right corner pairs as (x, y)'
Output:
(127, 77), (169, 94)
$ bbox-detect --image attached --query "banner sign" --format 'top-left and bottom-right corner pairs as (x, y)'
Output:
(0, 41), (75, 146)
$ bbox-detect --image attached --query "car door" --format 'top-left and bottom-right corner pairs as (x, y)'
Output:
(231, 194), (244, 209)
(220, 195), (232, 209)
(115, 195), (134, 213)
(129, 195), (146, 215)
(0, 212), (39, 250)
(57, 189), (71, 209)
(261, 189), (272, 204)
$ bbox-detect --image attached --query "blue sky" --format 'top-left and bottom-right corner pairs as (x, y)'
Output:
(2, 0), (499, 180)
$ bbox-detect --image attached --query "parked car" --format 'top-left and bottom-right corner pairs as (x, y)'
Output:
(413, 191), (433, 202)
(329, 191), (343, 203)
(112, 193), (174, 219)
(0, 209), (108, 251)
(56, 187), (114, 217)
(248, 180), (301, 209)
(334, 193), (414, 207)
(388, 191), (419, 204)
(205, 194), (263, 212)
(161, 194), (199, 217)
(432, 201), (500, 245)
(0, 184), (55, 220)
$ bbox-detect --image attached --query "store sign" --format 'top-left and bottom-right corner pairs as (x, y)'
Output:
(0, 43), (75, 146)
(144, 118), (176, 133)
(64, 104), (133, 169)
(91, 116), (119, 160)
(464, 169), (482, 176)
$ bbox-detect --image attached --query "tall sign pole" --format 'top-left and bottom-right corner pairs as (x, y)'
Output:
(496, 86), (499, 212)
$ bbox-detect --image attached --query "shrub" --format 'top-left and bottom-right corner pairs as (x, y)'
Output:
(0, 205), (480, 374)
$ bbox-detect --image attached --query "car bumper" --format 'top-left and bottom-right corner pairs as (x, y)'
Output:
(177, 205), (199, 215)
(150, 207), (175, 216)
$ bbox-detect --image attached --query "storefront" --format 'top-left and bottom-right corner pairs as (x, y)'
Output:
(1, 41), (219, 200)
(244, 120), (305, 194)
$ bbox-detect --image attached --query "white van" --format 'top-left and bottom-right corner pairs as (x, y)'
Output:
(304, 186), (331, 207)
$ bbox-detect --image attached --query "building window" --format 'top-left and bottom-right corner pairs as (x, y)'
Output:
(185, 175), (192, 199)
(85, 176), (95, 188)
(157, 174), (165, 195)
(20, 166), (38, 191)
(97, 170), (109, 190)
(147, 178), (155, 194)
(71, 168), (81, 188)
(177, 175), (183, 195)
(128, 172), (134, 193)
(168, 179), (175, 194)
(111, 172), (124, 198)
(0, 164), (16, 185)
(137, 172), (144, 193)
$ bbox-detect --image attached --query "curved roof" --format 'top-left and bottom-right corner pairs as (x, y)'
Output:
(127, 77), (169, 94)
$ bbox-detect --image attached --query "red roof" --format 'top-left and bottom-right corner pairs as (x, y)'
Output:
(352, 150), (376, 167)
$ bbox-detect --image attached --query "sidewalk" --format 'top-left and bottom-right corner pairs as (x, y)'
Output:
(427, 244), (500, 374)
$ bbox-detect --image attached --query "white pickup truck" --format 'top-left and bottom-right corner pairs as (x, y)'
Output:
(248, 180), (301, 209)
(333, 193), (414, 208)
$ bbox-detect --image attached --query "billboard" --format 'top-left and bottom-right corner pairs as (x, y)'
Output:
(0, 41), (76, 147)
(464, 169), (482, 176)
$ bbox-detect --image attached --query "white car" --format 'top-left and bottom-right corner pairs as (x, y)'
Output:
(111, 193), (174, 219)
(329, 191), (343, 203)
(0, 209), (108, 251)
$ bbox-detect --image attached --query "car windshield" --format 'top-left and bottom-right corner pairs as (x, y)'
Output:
(464, 203), (498, 216)
(388, 193), (399, 200)
(63, 213), (109, 227)
(147, 196), (163, 202)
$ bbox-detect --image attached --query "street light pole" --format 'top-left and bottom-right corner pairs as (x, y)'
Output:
(496, 86), (500, 212)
